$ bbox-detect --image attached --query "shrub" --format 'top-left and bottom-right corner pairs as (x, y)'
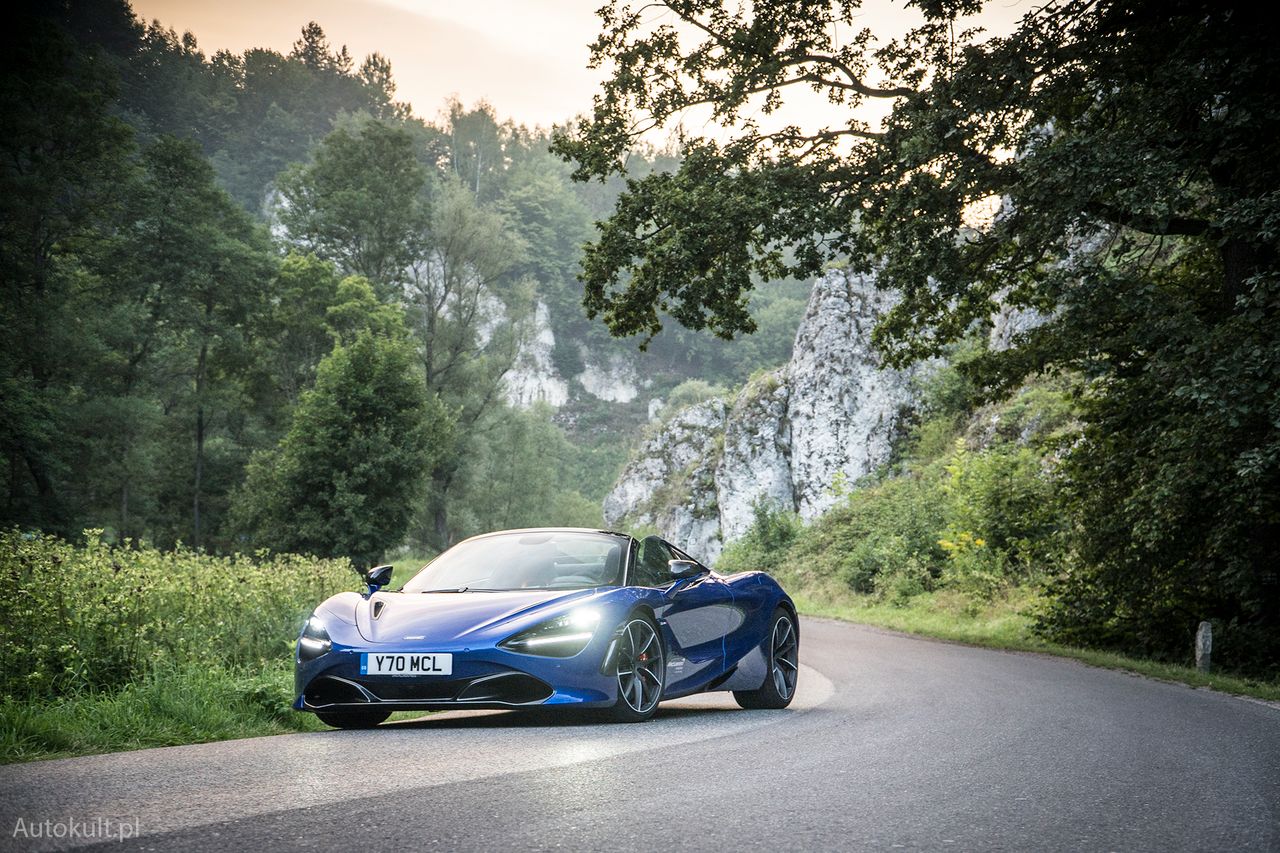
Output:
(790, 474), (948, 593)
(0, 529), (356, 700)
(664, 379), (728, 411)
(939, 439), (1063, 587)
(716, 500), (802, 575)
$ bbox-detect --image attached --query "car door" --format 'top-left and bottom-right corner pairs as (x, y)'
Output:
(636, 536), (739, 695)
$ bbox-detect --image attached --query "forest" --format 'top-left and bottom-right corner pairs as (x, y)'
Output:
(1, 1), (807, 562)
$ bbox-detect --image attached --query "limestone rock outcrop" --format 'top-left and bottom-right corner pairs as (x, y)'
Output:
(603, 269), (923, 563)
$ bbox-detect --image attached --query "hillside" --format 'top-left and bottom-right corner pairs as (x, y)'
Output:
(1, 1), (809, 553)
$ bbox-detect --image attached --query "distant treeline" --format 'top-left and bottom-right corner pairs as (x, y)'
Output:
(1, 2), (808, 559)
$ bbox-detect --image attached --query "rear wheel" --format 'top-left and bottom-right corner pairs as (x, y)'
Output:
(315, 708), (391, 729)
(607, 614), (665, 722)
(734, 608), (799, 710)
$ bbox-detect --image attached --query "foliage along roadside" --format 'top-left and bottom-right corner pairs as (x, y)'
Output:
(0, 530), (355, 701)
(0, 531), (448, 764)
(716, 355), (1279, 681)
(791, 588), (1280, 705)
(0, 662), (326, 764)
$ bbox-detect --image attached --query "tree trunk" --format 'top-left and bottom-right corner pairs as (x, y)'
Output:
(193, 341), (207, 550)
(430, 464), (454, 549)
(23, 450), (55, 518)
(1220, 237), (1259, 315)
(433, 503), (449, 550)
(7, 449), (19, 512)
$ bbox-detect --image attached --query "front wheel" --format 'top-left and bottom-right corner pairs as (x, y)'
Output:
(315, 708), (391, 729)
(734, 608), (799, 710)
(607, 614), (666, 722)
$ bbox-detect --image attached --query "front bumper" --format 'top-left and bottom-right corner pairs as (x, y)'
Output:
(293, 643), (619, 713)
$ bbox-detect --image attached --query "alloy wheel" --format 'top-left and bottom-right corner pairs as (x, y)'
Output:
(616, 618), (664, 714)
(770, 615), (799, 700)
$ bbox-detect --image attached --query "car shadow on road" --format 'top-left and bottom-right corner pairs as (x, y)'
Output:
(378, 702), (743, 730)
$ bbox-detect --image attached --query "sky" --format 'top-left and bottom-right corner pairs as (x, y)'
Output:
(130, 0), (1029, 132)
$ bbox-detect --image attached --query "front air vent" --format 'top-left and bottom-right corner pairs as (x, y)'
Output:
(456, 673), (553, 705)
(304, 676), (368, 707)
(372, 600), (385, 619)
(365, 679), (462, 702)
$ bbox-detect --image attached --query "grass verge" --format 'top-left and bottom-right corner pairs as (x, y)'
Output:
(793, 585), (1280, 703)
(0, 663), (323, 764)
(0, 663), (423, 765)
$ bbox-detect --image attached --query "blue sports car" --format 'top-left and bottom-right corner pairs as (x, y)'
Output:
(294, 528), (799, 726)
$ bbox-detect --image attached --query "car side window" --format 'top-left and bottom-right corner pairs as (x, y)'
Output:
(633, 535), (675, 587)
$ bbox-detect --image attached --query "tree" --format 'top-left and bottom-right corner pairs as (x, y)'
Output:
(451, 403), (603, 534)
(555, 0), (1278, 347)
(556, 1), (1280, 671)
(277, 116), (428, 298)
(277, 118), (536, 548)
(233, 323), (454, 567)
(404, 179), (532, 546)
(0, 12), (135, 531)
(250, 253), (349, 415)
(498, 153), (596, 377)
(444, 99), (508, 202)
(290, 21), (352, 74)
(358, 52), (410, 120)
(116, 137), (274, 549)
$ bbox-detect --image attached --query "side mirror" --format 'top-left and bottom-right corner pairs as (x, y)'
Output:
(668, 559), (707, 580)
(362, 564), (394, 594)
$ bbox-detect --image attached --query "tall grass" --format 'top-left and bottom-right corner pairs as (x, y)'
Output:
(0, 529), (357, 701)
(0, 662), (330, 763)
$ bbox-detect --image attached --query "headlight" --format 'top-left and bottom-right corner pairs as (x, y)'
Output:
(500, 609), (601, 657)
(297, 614), (331, 662)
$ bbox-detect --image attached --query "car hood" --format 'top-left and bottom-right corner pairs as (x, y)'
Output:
(353, 588), (599, 644)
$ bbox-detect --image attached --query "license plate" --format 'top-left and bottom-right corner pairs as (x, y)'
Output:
(360, 653), (453, 676)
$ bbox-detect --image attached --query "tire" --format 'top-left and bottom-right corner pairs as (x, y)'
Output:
(734, 607), (799, 710)
(607, 613), (666, 722)
(315, 708), (392, 729)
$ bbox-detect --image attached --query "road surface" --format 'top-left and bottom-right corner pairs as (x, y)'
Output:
(2, 618), (1278, 851)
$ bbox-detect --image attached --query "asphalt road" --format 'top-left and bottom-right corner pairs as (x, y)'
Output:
(2, 618), (1278, 852)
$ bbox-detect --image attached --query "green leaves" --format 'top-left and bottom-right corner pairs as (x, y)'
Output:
(234, 329), (455, 568)
(277, 117), (429, 299)
(577, 141), (838, 343)
(565, 0), (1280, 673)
(0, 529), (355, 701)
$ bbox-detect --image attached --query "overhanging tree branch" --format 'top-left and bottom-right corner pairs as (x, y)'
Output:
(1083, 201), (1212, 238)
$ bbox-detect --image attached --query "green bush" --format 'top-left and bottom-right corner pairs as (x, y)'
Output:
(716, 500), (802, 575)
(719, 378), (1071, 612)
(790, 474), (948, 594)
(0, 530), (356, 700)
(937, 439), (1063, 593)
(664, 379), (728, 411)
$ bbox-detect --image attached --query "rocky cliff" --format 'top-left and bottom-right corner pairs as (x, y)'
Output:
(602, 399), (727, 558)
(503, 300), (645, 409)
(603, 269), (925, 563)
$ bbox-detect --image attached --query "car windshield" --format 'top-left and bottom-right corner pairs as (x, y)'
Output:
(400, 531), (627, 593)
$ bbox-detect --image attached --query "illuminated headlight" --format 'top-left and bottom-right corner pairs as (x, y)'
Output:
(500, 609), (601, 657)
(297, 615), (331, 662)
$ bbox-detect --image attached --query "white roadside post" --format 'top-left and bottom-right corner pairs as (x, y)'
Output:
(1195, 621), (1213, 674)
